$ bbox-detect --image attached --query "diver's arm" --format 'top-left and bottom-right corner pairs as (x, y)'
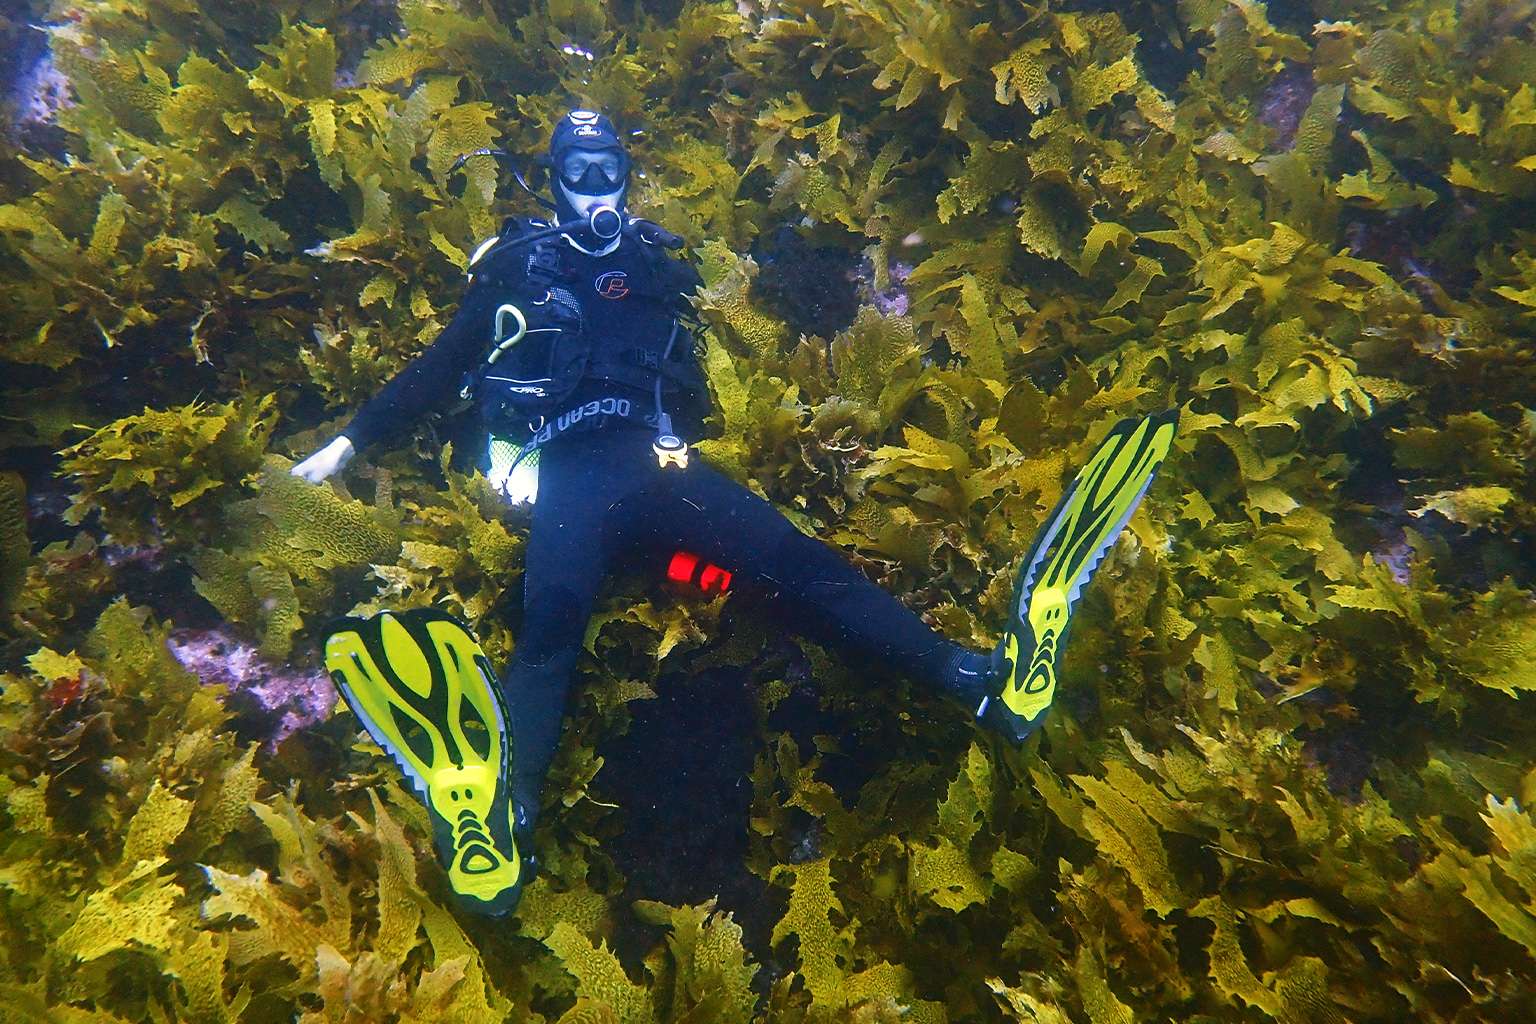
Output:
(342, 285), (501, 450)
(292, 436), (355, 483)
(290, 283), (501, 481)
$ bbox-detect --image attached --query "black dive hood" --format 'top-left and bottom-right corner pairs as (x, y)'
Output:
(546, 110), (631, 221)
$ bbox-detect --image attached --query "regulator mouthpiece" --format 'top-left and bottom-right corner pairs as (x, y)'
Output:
(589, 206), (623, 241)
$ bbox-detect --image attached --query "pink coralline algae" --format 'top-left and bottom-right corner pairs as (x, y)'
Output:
(11, 53), (71, 127)
(1372, 541), (1413, 585)
(868, 260), (914, 317)
(168, 628), (336, 749)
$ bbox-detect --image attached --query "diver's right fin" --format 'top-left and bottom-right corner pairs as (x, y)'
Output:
(984, 409), (1180, 744)
(322, 608), (526, 916)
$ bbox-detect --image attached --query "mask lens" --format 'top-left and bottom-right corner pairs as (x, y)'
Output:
(560, 149), (625, 191)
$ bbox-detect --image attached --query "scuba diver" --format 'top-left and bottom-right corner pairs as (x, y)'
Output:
(294, 110), (1179, 917)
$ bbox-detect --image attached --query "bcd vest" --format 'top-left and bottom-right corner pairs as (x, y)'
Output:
(466, 218), (704, 428)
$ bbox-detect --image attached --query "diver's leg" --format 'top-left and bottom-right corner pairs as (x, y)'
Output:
(501, 437), (628, 822)
(649, 462), (988, 703)
(638, 411), (1178, 745)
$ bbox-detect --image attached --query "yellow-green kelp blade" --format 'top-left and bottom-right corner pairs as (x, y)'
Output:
(991, 409), (1180, 744)
(323, 608), (525, 916)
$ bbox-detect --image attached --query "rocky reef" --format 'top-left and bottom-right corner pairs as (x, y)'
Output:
(2, 0), (1536, 1022)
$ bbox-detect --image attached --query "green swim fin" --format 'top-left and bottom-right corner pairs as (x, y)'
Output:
(985, 409), (1180, 744)
(322, 608), (526, 916)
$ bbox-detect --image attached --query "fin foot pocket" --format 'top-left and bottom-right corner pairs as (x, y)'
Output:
(323, 608), (528, 916)
(987, 409), (1180, 746)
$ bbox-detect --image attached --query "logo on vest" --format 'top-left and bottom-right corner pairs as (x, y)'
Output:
(529, 397), (632, 445)
(595, 271), (630, 299)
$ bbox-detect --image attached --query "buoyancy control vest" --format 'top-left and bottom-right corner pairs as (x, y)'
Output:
(464, 217), (706, 432)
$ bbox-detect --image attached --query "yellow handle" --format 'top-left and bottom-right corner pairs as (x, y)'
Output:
(487, 304), (528, 364)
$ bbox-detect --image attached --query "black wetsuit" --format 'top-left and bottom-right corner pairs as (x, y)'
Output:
(342, 222), (973, 819)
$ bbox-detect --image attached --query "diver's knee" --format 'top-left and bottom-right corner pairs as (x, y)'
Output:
(515, 584), (589, 667)
(770, 529), (861, 593)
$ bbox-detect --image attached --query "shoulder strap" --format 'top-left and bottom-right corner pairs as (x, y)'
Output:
(624, 224), (702, 317)
(527, 237), (561, 291)
(470, 217), (557, 279)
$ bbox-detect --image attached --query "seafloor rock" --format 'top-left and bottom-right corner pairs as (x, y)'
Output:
(751, 227), (861, 339)
(1258, 62), (1316, 151)
(168, 626), (336, 749)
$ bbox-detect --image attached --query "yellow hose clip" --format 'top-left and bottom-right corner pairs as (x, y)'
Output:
(653, 433), (689, 469)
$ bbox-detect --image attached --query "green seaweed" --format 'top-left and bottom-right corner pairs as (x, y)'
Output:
(60, 397), (277, 548)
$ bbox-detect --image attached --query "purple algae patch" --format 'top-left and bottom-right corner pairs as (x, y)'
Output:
(168, 628), (337, 750)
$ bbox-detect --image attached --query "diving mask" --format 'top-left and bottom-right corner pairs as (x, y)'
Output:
(559, 148), (629, 195)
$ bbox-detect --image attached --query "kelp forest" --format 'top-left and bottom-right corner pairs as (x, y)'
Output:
(2, 0), (1536, 1021)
